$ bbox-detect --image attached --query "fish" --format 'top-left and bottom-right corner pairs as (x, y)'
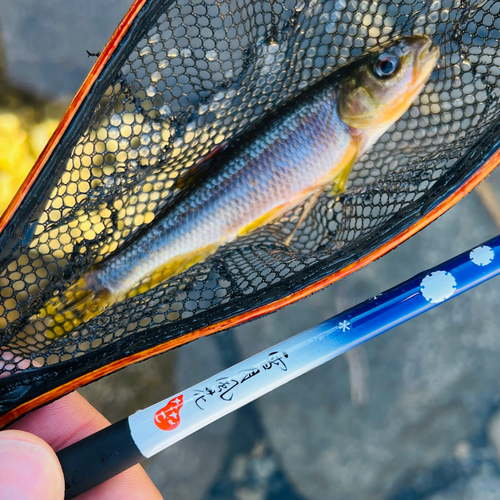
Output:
(38, 35), (439, 337)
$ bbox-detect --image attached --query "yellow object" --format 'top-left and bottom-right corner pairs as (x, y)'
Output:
(0, 113), (58, 216)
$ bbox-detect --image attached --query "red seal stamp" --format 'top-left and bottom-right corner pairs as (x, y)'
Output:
(154, 395), (184, 431)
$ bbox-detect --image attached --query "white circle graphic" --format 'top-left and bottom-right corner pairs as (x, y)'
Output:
(469, 245), (494, 267)
(420, 271), (457, 304)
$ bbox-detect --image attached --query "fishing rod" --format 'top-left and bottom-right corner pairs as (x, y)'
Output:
(57, 233), (500, 499)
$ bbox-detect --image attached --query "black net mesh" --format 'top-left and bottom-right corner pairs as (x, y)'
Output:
(0, 0), (499, 417)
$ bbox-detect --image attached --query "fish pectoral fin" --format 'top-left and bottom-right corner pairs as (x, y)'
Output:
(284, 190), (323, 246)
(286, 151), (357, 246)
(128, 245), (218, 298)
(331, 156), (356, 195)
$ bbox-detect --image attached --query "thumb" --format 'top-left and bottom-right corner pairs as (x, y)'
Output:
(0, 430), (64, 500)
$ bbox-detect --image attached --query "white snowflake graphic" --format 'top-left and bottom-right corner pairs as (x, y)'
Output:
(420, 271), (457, 304)
(469, 245), (494, 266)
(338, 320), (351, 332)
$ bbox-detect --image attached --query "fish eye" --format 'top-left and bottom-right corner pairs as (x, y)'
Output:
(374, 53), (399, 78)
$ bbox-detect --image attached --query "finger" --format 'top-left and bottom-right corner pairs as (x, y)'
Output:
(9, 391), (109, 450)
(0, 429), (64, 500)
(10, 392), (163, 500)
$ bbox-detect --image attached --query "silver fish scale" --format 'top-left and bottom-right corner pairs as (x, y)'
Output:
(97, 85), (349, 296)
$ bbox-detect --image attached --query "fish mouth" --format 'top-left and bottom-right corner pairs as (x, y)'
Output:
(414, 36), (440, 77)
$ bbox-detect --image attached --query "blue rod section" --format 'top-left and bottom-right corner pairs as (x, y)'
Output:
(128, 235), (500, 459)
(317, 236), (500, 354)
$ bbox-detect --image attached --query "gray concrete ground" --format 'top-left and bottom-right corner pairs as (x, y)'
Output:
(0, 0), (131, 98)
(3, 2), (500, 499)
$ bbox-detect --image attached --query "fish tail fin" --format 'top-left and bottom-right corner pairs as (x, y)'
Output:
(38, 278), (112, 338)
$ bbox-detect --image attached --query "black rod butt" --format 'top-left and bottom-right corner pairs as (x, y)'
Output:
(56, 418), (145, 499)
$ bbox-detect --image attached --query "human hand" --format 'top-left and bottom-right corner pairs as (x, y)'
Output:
(0, 391), (163, 500)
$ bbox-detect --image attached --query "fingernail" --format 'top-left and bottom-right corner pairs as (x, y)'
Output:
(0, 437), (64, 500)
